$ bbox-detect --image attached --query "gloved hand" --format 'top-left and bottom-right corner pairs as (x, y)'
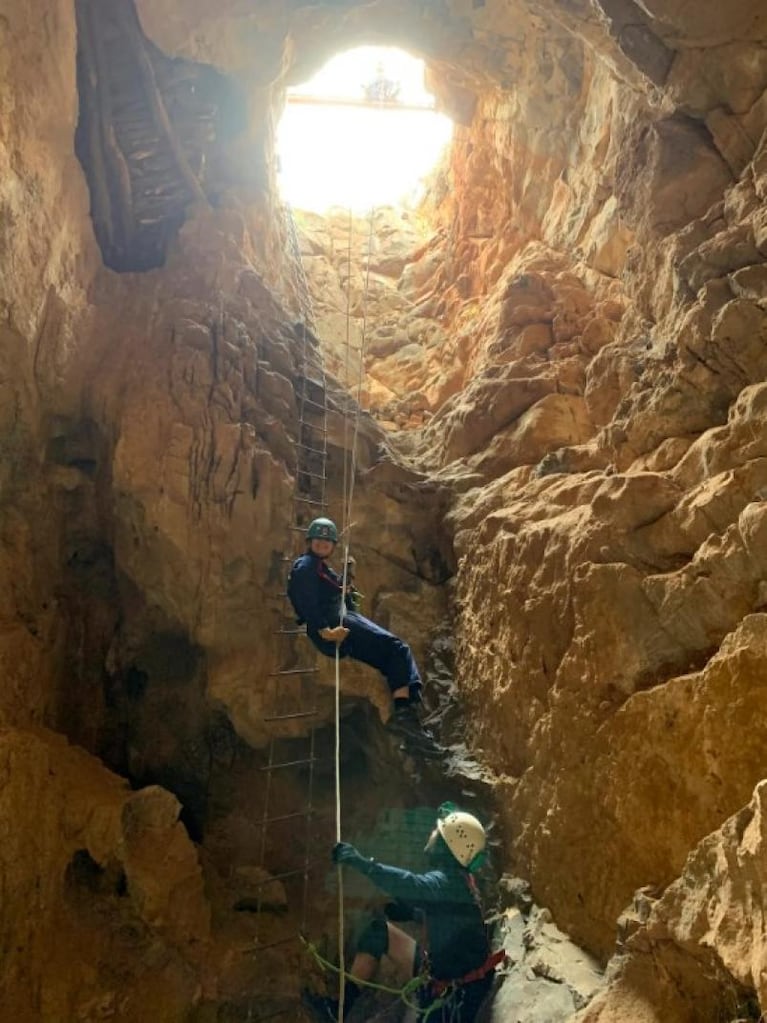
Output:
(319, 625), (350, 643)
(384, 900), (415, 923)
(332, 842), (369, 872)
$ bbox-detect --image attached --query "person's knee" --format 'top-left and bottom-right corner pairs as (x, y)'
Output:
(357, 916), (389, 959)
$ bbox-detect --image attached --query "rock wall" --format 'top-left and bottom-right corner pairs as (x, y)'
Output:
(429, 5), (767, 974)
(4, 0), (767, 1019)
(0, 728), (208, 1020)
(577, 778), (767, 1022)
(1, 4), (455, 1017)
(293, 2), (767, 1015)
(0, 0), (100, 736)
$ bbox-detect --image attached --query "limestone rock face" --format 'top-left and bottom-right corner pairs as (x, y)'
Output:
(0, 0), (101, 739)
(0, 728), (208, 1021)
(5, 0), (767, 1019)
(0, 2), (97, 344)
(296, 207), (445, 427)
(490, 897), (604, 1022)
(576, 779), (767, 1022)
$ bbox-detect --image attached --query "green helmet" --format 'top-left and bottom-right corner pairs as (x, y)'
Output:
(306, 517), (338, 542)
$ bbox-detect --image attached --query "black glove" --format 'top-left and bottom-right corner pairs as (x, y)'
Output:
(384, 900), (415, 923)
(332, 842), (369, 871)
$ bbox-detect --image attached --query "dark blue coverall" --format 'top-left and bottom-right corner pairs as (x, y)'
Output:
(344, 853), (495, 1021)
(287, 551), (422, 698)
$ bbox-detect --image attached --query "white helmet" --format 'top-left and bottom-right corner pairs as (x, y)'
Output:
(437, 811), (486, 869)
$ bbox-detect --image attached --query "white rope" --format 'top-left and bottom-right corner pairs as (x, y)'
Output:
(335, 645), (346, 1022)
(334, 207), (355, 1023)
(342, 206), (353, 530)
(334, 192), (378, 1023)
(347, 204), (376, 529)
(335, 174), (356, 1023)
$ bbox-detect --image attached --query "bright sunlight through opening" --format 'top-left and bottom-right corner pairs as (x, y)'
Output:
(277, 47), (453, 213)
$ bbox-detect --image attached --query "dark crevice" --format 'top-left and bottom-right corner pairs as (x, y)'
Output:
(74, 0), (248, 271)
(47, 415), (120, 754)
(46, 416), (102, 473)
(100, 625), (235, 842)
(595, 0), (675, 84)
(631, 644), (720, 696)
(65, 849), (127, 899)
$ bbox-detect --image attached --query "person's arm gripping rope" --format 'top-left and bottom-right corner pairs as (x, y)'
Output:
(333, 842), (445, 903)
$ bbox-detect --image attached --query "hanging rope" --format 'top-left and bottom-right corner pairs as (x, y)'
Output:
(334, 199), (355, 1023)
(332, 186), (379, 1023)
(336, 202), (359, 1019)
(335, 646), (347, 1023)
(342, 204), (354, 534)
(343, 201), (376, 538)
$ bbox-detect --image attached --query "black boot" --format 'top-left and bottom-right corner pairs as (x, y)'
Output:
(387, 704), (443, 758)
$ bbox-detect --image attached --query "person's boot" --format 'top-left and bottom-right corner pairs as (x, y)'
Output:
(387, 703), (443, 758)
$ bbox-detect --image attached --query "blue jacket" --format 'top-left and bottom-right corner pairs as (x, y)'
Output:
(287, 551), (353, 633)
(354, 858), (490, 981)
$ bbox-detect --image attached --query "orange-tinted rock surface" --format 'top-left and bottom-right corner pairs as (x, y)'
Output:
(3, 0), (767, 1019)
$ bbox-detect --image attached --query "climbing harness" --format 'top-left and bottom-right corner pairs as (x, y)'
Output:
(428, 948), (508, 997)
(304, 932), (504, 1022)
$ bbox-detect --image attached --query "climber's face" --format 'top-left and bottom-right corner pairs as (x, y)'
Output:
(310, 538), (335, 559)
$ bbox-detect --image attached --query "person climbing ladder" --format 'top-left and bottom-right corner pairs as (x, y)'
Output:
(304, 804), (503, 1021)
(287, 517), (439, 755)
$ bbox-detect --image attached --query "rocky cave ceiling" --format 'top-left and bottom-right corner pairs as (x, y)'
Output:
(3, 0), (767, 1020)
(76, 0), (767, 271)
(74, 0), (248, 271)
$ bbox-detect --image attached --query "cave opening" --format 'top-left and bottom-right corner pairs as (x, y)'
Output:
(277, 45), (453, 213)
